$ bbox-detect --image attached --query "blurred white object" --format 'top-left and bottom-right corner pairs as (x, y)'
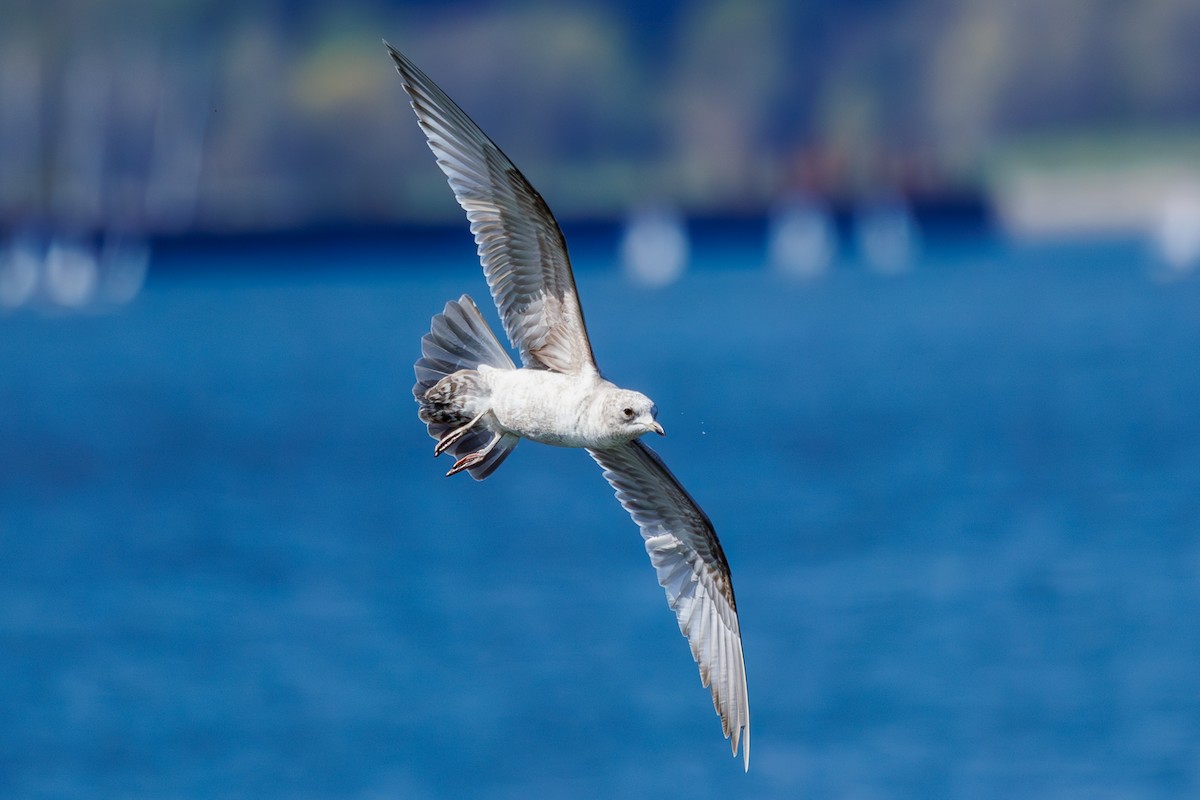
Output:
(44, 238), (99, 308)
(1150, 189), (1200, 274)
(98, 235), (151, 305)
(767, 196), (836, 279)
(856, 198), (918, 274)
(995, 165), (1200, 240)
(620, 205), (689, 288)
(0, 231), (42, 309)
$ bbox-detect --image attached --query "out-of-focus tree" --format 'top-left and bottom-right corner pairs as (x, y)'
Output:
(2, 0), (1199, 231)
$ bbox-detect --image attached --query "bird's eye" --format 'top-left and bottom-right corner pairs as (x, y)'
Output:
(623, 407), (634, 418)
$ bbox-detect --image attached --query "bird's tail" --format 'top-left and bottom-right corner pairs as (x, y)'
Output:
(414, 295), (519, 480)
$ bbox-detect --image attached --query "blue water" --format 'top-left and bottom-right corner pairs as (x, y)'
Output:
(2, 235), (1200, 798)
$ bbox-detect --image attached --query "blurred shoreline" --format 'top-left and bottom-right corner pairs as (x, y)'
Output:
(132, 190), (994, 271)
(3, 1), (1199, 243)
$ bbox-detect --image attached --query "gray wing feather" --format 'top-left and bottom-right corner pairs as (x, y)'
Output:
(387, 42), (597, 376)
(587, 440), (750, 770)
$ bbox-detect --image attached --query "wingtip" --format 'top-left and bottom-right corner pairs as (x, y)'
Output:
(383, 39), (405, 69)
(732, 723), (750, 772)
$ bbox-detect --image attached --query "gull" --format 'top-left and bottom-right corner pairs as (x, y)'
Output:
(387, 42), (750, 769)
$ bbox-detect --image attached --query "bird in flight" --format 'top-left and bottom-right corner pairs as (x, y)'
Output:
(387, 42), (749, 769)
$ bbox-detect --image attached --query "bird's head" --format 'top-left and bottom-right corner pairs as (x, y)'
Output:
(607, 389), (664, 439)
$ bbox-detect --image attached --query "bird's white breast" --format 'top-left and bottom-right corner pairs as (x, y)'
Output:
(481, 367), (611, 448)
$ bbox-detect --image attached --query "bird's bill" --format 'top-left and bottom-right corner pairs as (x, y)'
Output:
(648, 421), (665, 436)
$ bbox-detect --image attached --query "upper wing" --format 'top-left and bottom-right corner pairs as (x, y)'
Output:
(386, 42), (597, 376)
(587, 440), (750, 770)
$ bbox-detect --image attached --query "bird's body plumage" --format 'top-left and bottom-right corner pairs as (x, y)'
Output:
(388, 41), (750, 769)
(482, 367), (635, 449)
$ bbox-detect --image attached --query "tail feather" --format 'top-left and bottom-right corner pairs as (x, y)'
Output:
(431, 295), (515, 374)
(414, 295), (519, 481)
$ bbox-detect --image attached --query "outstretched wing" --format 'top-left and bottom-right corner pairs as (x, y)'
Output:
(587, 440), (750, 770)
(387, 42), (597, 376)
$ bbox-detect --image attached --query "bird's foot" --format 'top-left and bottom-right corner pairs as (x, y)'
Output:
(446, 451), (485, 477)
(443, 430), (503, 477)
(433, 410), (488, 457)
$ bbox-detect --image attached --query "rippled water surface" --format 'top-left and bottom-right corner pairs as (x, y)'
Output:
(3, 235), (1199, 798)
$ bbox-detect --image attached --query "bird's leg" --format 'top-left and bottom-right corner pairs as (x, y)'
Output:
(446, 429), (503, 477)
(434, 409), (488, 457)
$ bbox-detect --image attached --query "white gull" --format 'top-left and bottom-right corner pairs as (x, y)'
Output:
(387, 42), (750, 769)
